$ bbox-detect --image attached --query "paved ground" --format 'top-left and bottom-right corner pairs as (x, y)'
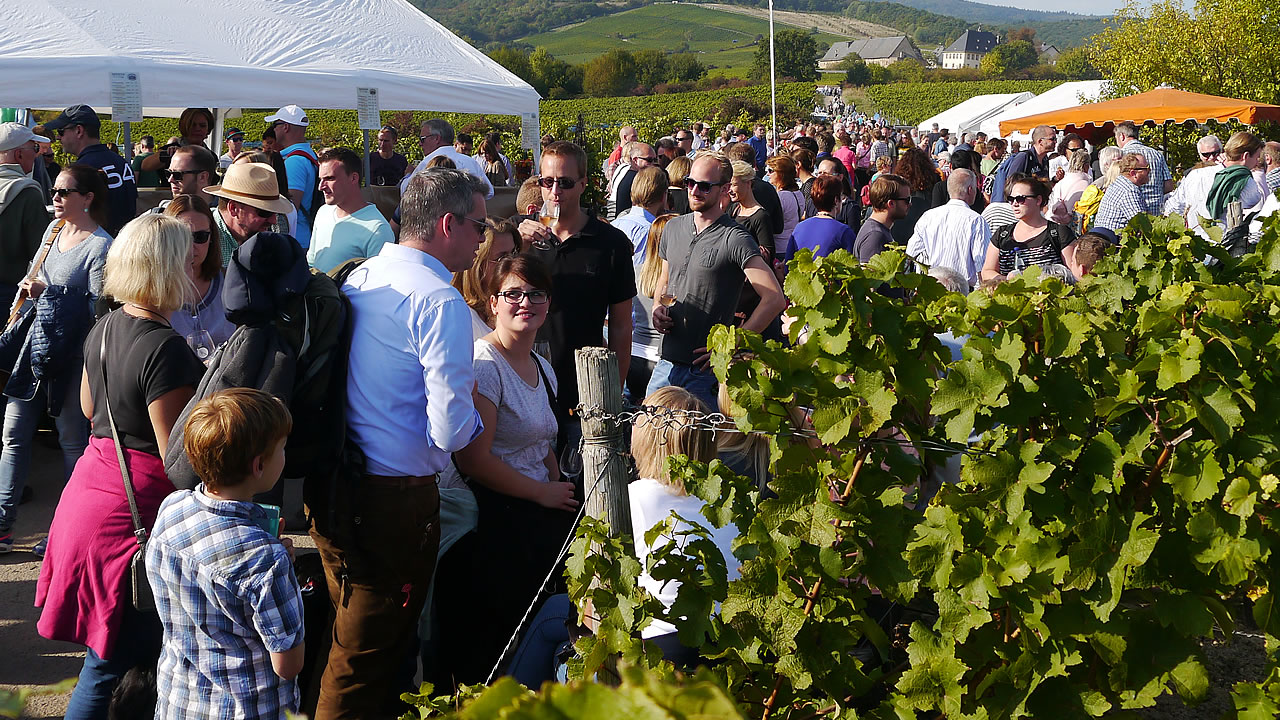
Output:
(0, 435), (310, 718)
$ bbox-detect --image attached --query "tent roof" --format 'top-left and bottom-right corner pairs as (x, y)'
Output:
(919, 92), (1033, 136)
(0, 0), (540, 118)
(980, 80), (1108, 140)
(998, 87), (1280, 139)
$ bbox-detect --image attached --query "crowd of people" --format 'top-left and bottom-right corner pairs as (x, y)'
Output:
(0, 90), (1276, 720)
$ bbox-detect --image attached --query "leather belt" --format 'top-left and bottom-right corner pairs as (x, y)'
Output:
(363, 473), (437, 489)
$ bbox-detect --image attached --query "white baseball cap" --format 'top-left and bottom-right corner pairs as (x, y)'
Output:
(0, 123), (51, 152)
(264, 105), (309, 127)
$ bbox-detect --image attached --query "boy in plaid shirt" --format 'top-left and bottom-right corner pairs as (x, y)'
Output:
(146, 388), (305, 719)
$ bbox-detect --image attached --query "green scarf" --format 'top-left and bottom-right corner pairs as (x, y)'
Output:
(1205, 165), (1253, 220)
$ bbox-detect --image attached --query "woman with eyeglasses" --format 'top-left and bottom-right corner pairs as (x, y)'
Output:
(164, 195), (235, 356)
(980, 174), (1078, 282)
(433, 253), (579, 684)
(0, 165), (111, 556)
(451, 217), (521, 339)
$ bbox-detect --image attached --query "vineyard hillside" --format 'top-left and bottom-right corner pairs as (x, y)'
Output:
(518, 4), (852, 78)
(866, 79), (1061, 125)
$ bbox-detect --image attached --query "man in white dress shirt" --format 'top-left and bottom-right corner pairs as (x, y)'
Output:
(312, 167), (488, 720)
(906, 169), (990, 289)
(399, 118), (494, 198)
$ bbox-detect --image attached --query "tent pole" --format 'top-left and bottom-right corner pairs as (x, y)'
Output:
(1162, 122), (1168, 155)
(363, 130), (372, 187)
(213, 109), (224, 157)
(123, 122), (132, 161)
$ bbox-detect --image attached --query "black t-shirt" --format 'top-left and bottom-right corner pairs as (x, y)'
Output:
(753, 179), (784, 234)
(991, 222), (1076, 275)
(84, 310), (206, 456)
(729, 206), (775, 322)
(667, 187), (690, 215)
(528, 216), (637, 416)
(368, 151), (408, 187)
(76, 144), (137, 237)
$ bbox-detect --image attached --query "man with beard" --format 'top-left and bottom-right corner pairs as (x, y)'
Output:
(647, 152), (785, 409)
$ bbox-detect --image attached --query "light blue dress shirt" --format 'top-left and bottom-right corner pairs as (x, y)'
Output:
(342, 243), (483, 477)
(611, 205), (656, 262)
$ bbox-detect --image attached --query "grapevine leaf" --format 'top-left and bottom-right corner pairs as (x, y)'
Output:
(1169, 657), (1210, 703)
(1252, 592), (1280, 638)
(1233, 680), (1280, 720)
(1195, 385), (1244, 444)
(1156, 335), (1203, 390)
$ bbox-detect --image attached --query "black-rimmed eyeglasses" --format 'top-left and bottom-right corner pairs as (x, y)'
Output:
(494, 289), (550, 304)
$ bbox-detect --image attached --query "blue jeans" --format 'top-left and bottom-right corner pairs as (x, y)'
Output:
(508, 593), (572, 688)
(645, 359), (720, 411)
(0, 381), (88, 533)
(64, 604), (162, 720)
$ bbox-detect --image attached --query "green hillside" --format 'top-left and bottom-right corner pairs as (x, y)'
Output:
(520, 4), (850, 77)
(864, 0), (1108, 47)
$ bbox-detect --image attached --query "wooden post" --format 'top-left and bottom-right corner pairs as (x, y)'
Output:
(574, 347), (631, 538)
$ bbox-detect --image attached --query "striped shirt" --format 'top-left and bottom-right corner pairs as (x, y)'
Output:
(990, 222), (1076, 276)
(147, 487), (304, 720)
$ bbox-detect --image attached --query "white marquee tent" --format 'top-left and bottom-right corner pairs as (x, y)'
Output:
(0, 0), (540, 132)
(918, 93), (1034, 138)
(979, 81), (1109, 142)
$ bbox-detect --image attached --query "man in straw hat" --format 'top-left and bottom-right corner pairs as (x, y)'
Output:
(205, 162), (295, 268)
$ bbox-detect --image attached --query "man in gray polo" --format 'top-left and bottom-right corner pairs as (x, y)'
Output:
(647, 152), (785, 409)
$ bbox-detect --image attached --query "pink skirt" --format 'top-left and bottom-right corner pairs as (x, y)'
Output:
(35, 435), (173, 659)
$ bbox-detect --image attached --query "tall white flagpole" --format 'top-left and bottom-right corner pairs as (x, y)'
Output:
(769, 0), (777, 157)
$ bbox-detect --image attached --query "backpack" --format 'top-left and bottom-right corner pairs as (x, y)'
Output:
(1074, 184), (1104, 233)
(164, 233), (352, 501)
(283, 148), (326, 231)
(990, 150), (1038, 203)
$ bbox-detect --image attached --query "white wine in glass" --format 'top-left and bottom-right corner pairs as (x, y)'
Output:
(658, 293), (677, 308)
(539, 203), (560, 227)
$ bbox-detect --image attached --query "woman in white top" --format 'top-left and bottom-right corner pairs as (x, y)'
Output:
(1047, 150), (1094, 227)
(630, 386), (738, 656)
(433, 254), (579, 684)
(451, 218), (520, 341)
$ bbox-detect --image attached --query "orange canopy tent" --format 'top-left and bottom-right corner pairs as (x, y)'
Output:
(998, 88), (1280, 142)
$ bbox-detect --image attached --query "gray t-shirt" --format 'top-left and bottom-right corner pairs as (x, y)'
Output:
(473, 339), (559, 484)
(658, 213), (760, 365)
(33, 222), (112, 299)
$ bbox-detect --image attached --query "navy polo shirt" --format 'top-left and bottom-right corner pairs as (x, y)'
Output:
(75, 143), (138, 237)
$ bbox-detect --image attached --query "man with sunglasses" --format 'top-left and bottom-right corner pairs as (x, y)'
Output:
(647, 153), (785, 409)
(0, 123), (51, 311)
(1114, 121), (1173, 215)
(41, 104), (136, 236)
(152, 145), (219, 214)
(204, 162), (296, 269)
(855, 174), (911, 264)
(1093, 153), (1150, 234)
(607, 141), (658, 221)
(1162, 134), (1224, 220)
(518, 141), (635, 423)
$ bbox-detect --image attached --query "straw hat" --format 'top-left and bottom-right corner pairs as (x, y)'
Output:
(204, 162), (295, 215)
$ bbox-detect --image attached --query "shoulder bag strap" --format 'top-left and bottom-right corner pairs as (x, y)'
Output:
(8, 219), (67, 327)
(98, 313), (147, 547)
(532, 352), (568, 455)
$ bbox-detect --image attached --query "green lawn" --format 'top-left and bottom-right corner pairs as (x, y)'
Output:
(520, 4), (850, 77)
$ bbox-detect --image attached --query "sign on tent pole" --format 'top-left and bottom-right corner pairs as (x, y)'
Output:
(356, 88), (381, 131)
(110, 73), (142, 123)
(522, 111), (540, 170)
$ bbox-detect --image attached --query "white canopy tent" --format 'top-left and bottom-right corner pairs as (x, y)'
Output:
(0, 0), (540, 156)
(979, 81), (1109, 142)
(918, 93), (1034, 138)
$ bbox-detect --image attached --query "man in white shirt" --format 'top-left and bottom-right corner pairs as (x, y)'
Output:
(308, 147), (395, 273)
(314, 167), (487, 720)
(906, 169), (990, 289)
(1163, 135), (1224, 221)
(399, 118), (494, 198)
(607, 141), (658, 221)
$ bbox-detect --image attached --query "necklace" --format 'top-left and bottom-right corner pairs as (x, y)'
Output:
(125, 303), (170, 326)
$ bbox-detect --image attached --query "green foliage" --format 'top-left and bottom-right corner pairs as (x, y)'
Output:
(841, 55), (870, 86)
(750, 28), (820, 83)
(865, 79), (1061, 124)
(583, 49), (639, 98)
(1055, 47), (1102, 80)
(844, 0), (976, 46)
(980, 40), (1040, 77)
(1090, 0), (1280, 105)
(0, 679), (77, 719)
(406, 0), (642, 45)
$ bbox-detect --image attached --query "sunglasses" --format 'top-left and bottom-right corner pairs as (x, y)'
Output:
(494, 289), (550, 305)
(890, 195), (911, 203)
(51, 187), (86, 198)
(1009, 195), (1038, 205)
(161, 169), (201, 182)
(418, 133), (439, 143)
(684, 177), (725, 193)
(536, 176), (578, 190)
(1201, 151), (1221, 158)
(638, 156), (660, 165)
(191, 230), (211, 245)
(461, 215), (492, 233)
(242, 204), (275, 219)
(55, 125), (81, 138)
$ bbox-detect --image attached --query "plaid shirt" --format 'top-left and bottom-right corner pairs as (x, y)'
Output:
(1267, 168), (1280, 196)
(146, 487), (304, 720)
(1094, 176), (1147, 233)
(1120, 139), (1172, 214)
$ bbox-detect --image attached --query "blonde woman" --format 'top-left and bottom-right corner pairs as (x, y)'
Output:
(630, 213), (678, 401)
(630, 386), (736, 662)
(451, 218), (520, 338)
(36, 214), (206, 720)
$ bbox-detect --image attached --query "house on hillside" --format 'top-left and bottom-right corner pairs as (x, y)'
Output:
(1038, 43), (1061, 64)
(818, 36), (922, 70)
(940, 29), (997, 70)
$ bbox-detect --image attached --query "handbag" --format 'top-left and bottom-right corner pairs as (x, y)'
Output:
(0, 219), (65, 383)
(98, 314), (155, 612)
